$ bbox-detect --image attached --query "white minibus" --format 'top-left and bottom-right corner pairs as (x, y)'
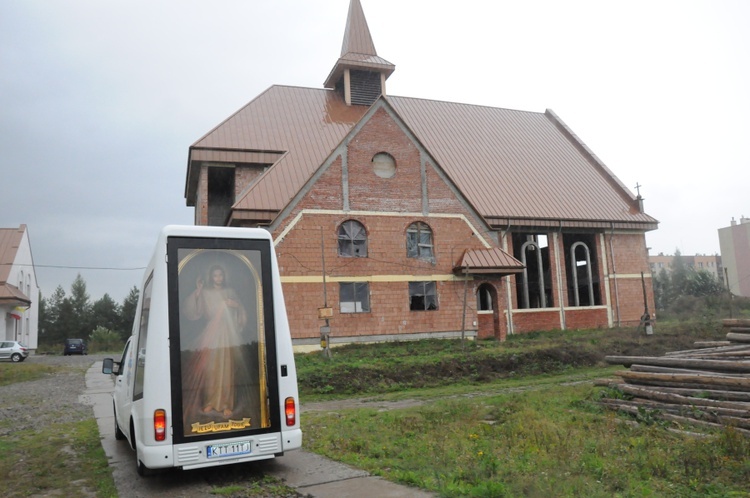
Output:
(102, 225), (301, 474)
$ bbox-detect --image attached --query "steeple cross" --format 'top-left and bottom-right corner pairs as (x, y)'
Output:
(635, 182), (642, 197)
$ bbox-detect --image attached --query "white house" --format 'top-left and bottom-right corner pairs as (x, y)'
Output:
(0, 225), (40, 350)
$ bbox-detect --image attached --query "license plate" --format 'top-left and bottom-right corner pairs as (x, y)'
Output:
(206, 441), (251, 459)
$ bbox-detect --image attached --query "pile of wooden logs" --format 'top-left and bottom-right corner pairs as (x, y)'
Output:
(598, 319), (750, 435)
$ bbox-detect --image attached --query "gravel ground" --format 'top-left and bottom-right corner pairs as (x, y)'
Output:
(0, 354), (307, 498)
(0, 353), (108, 436)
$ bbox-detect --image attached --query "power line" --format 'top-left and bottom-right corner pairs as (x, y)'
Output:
(1, 262), (145, 271)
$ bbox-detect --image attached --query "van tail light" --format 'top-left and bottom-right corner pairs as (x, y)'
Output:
(284, 397), (296, 426)
(154, 409), (167, 441)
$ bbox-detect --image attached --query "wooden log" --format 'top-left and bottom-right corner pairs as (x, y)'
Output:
(605, 355), (750, 373)
(641, 386), (750, 402)
(665, 344), (750, 357)
(629, 365), (749, 377)
(600, 401), (750, 435)
(599, 397), (750, 420)
(671, 351), (750, 360)
(659, 412), (750, 436)
(626, 379), (750, 392)
(693, 341), (732, 348)
(726, 332), (750, 344)
(614, 370), (750, 391)
(723, 319), (750, 328)
(614, 383), (750, 412)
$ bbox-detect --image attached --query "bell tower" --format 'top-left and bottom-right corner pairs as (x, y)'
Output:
(323, 0), (395, 106)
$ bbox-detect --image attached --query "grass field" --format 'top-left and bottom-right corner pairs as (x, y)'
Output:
(298, 322), (750, 497)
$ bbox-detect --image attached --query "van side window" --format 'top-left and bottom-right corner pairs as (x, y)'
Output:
(133, 272), (154, 401)
(116, 339), (131, 376)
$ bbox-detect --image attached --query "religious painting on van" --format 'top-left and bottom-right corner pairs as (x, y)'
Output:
(175, 247), (271, 438)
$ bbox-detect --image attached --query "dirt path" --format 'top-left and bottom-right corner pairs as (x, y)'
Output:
(301, 379), (593, 413)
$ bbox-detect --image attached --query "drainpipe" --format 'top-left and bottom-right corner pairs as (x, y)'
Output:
(556, 223), (566, 330)
(608, 223), (621, 327)
(501, 229), (515, 336)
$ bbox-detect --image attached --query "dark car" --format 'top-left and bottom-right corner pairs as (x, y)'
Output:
(0, 341), (29, 362)
(64, 338), (87, 355)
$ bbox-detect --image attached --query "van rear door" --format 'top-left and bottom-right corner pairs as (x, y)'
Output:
(167, 236), (282, 446)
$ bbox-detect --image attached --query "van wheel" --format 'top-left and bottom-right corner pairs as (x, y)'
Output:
(113, 404), (125, 440)
(10, 353), (21, 362)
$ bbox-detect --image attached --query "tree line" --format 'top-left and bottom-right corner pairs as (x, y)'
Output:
(39, 274), (139, 349)
(652, 249), (727, 313)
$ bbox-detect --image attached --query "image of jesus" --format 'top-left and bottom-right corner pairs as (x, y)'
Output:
(183, 265), (248, 418)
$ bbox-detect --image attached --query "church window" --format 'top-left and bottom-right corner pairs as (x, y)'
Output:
(409, 281), (438, 311)
(477, 284), (494, 311)
(338, 220), (368, 257)
(513, 233), (553, 309)
(339, 282), (370, 313)
(372, 152), (396, 178)
(564, 235), (601, 307)
(406, 222), (434, 262)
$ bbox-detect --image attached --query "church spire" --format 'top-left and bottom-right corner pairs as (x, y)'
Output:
(340, 0), (377, 57)
(324, 0), (395, 106)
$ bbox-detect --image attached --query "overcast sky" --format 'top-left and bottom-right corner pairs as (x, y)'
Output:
(1, 0), (748, 303)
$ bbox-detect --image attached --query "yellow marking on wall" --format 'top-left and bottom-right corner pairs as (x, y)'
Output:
(274, 209), (492, 248)
(281, 274), (471, 284)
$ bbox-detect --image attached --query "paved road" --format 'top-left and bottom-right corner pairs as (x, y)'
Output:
(81, 361), (435, 497)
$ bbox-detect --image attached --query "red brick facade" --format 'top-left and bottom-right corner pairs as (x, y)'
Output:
(195, 100), (655, 345)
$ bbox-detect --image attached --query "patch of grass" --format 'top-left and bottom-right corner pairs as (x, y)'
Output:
(0, 418), (117, 498)
(297, 325), (726, 399)
(210, 475), (299, 497)
(302, 383), (750, 497)
(0, 362), (60, 386)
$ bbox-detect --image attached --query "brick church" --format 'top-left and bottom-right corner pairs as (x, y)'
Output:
(185, 0), (658, 348)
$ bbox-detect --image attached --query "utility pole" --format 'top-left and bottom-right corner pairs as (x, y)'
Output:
(319, 228), (332, 359)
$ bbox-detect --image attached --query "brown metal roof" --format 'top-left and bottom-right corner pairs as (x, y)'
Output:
(340, 0), (377, 57)
(187, 86), (369, 209)
(455, 247), (525, 275)
(0, 225), (24, 284)
(0, 226), (31, 305)
(323, 0), (395, 90)
(188, 88), (657, 230)
(0, 284), (31, 306)
(388, 96), (657, 227)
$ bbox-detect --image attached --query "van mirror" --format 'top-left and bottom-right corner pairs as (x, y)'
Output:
(102, 358), (114, 375)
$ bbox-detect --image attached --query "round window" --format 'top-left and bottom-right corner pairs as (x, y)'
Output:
(372, 152), (396, 178)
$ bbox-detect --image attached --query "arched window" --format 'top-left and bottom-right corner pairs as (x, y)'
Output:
(513, 233), (553, 309)
(477, 284), (494, 311)
(570, 241), (595, 306)
(338, 220), (368, 257)
(406, 222), (434, 262)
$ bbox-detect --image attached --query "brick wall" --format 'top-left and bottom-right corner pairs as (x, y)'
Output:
(510, 310), (562, 334)
(272, 106), (506, 341)
(275, 213), (497, 340)
(196, 99), (657, 342)
(563, 307), (609, 330)
(604, 232), (654, 326)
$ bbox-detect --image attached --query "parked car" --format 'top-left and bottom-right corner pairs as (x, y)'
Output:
(63, 338), (87, 356)
(0, 341), (29, 362)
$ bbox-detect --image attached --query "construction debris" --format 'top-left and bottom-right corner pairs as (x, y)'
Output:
(598, 319), (750, 435)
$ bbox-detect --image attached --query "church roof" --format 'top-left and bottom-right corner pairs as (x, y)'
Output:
(187, 86), (657, 230)
(186, 0), (657, 231)
(455, 247), (525, 275)
(323, 0), (395, 90)
(340, 0), (377, 57)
